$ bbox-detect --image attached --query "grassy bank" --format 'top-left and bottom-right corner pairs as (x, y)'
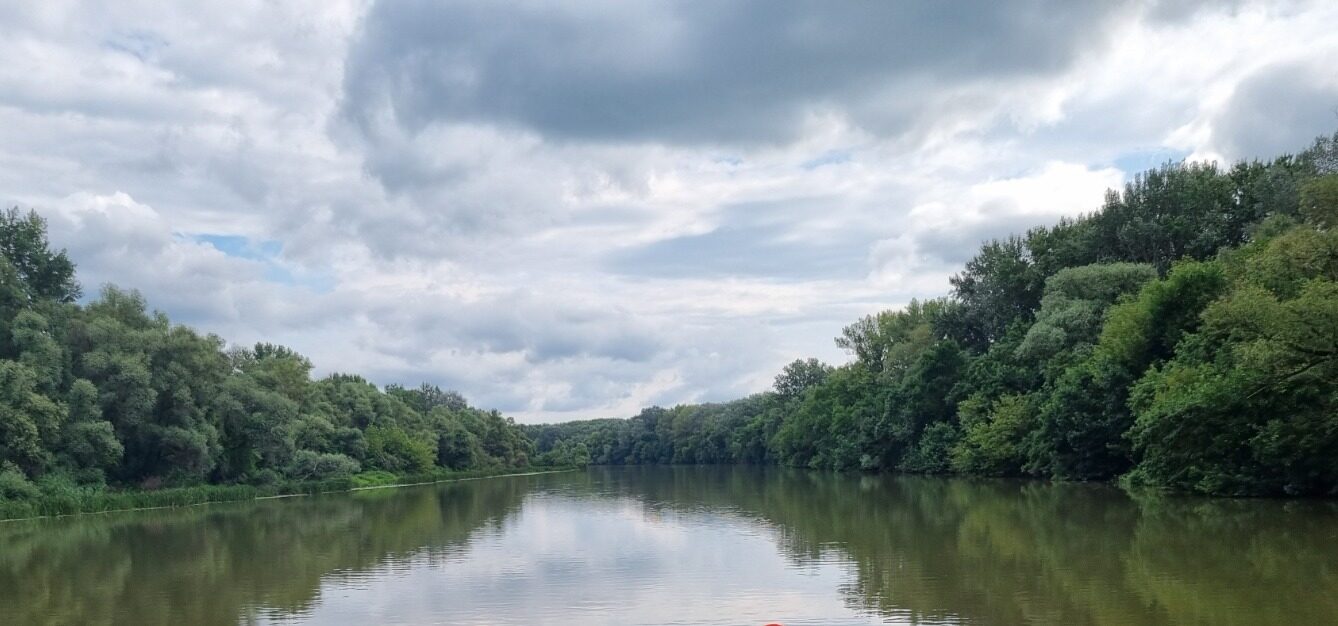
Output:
(0, 466), (580, 522)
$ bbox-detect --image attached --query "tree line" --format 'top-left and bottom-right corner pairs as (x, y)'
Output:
(529, 130), (1338, 496)
(4, 129), (1336, 501)
(0, 215), (533, 502)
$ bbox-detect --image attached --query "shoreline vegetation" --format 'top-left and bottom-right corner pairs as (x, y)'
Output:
(0, 466), (578, 522)
(2, 128), (1337, 510)
(2, 204), (567, 519)
(526, 130), (1338, 498)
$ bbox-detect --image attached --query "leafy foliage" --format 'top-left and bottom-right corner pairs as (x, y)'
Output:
(528, 130), (1338, 496)
(0, 213), (535, 504)
(6, 130), (1338, 500)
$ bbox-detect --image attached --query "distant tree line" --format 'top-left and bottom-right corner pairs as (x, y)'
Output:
(0, 213), (532, 501)
(5, 130), (1336, 500)
(528, 130), (1338, 496)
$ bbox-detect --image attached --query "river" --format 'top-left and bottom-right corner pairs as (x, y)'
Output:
(1, 466), (1335, 625)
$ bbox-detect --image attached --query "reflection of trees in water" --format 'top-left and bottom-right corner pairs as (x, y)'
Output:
(2, 469), (1335, 625)
(1122, 497), (1338, 625)
(0, 476), (534, 625)
(585, 466), (1338, 625)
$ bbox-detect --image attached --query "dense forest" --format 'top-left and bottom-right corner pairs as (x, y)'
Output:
(0, 215), (534, 505)
(3, 130), (1336, 504)
(529, 130), (1338, 496)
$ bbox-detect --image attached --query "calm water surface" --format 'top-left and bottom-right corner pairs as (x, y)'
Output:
(2, 466), (1336, 625)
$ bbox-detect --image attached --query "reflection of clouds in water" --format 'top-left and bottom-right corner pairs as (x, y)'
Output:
(280, 492), (887, 626)
(5, 468), (1336, 625)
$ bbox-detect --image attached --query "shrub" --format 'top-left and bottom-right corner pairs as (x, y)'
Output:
(287, 450), (361, 481)
(0, 463), (38, 500)
(365, 426), (434, 473)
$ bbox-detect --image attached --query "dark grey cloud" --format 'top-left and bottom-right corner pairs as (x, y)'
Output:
(5, 0), (1334, 422)
(1212, 61), (1338, 160)
(341, 0), (1129, 147)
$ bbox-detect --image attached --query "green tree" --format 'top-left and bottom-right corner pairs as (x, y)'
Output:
(231, 343), (313, 404)
(365, 425), (434, 473)
(286, 450), (360, 481)
(0, 207), (79, 304)
(0, 361), (63, 475)
(1015, 262), (1157, 365)
(434, 416), (482, 469)
(57, 378), (123, 480)
(1030, 260), (1228, 480)
(1128, 225), (1338, 494)
(952, 393), (1036, 476)
(386, 382), (468, 414)
(944, 237), (1041, 351)
(773, 358), (833, 401)
(1087, 162), (1242, 272)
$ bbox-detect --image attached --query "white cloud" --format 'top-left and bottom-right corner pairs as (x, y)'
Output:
(1, 0), (1336, 422)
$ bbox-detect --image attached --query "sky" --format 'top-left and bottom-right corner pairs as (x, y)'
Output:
(2, 1), (1337, 422)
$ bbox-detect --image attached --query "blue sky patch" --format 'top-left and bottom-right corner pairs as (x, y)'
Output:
(102, 30), (168, 61)
(1111, 148), (1189, 176)
(189, 233), (334, 293)
(801, 150), (853, 170)
(193, 234), (281, 261)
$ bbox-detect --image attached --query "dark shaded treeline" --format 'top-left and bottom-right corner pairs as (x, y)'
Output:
(0, 214), (534, 503)
(529, 130), (1338, 496)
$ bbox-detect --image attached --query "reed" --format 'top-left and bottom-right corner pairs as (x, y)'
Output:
(0, 466), (577, 521)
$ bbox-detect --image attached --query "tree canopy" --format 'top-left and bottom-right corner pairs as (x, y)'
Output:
(6, 129), (1338, 500)
(0, 210), (533, 500)
(528, 129), (1338, 496)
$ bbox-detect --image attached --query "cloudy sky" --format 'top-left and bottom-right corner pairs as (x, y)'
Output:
(2, 1), (1337, 422)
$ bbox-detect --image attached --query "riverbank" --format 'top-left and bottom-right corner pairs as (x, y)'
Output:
(0, 466), (580, 522)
